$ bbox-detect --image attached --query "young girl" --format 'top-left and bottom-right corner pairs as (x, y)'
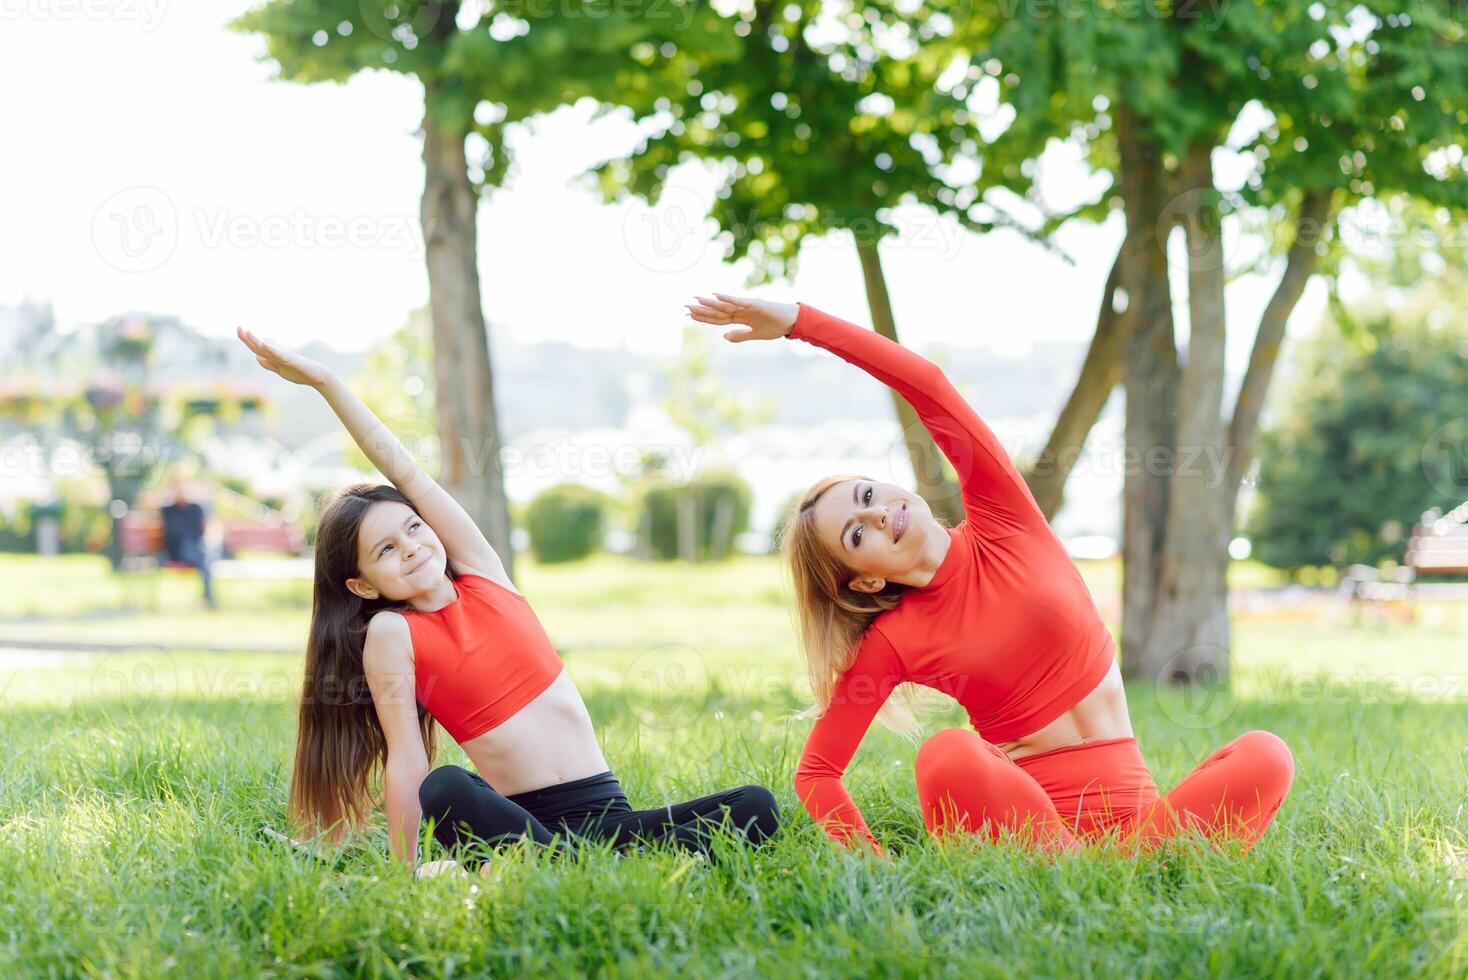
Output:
(684, 294), (1294, 856)
(237, 328), (779, 873)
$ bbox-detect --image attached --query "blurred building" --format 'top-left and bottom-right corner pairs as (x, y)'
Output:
(1, 300), (1124, 552)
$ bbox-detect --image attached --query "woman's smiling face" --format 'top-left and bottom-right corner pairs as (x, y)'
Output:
(345, 500), (447, 602)
(809, 478), (939, 590)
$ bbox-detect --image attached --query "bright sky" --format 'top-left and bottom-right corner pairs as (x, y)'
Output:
(2, 2), (1326, 371)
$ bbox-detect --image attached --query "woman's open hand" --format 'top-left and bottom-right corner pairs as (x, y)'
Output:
(237, 327), (336, 388)
(685, 293), (798, 343)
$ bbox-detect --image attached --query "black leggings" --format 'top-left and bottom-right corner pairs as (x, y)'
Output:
(418, 766), (780, 863)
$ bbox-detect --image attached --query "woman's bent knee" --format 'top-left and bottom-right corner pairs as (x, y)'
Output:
(1239, 730), (1295, 786)
(734, 784), (781, 842)
(1244, 727), (1291, 798)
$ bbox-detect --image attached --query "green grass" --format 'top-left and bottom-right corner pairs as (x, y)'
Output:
(0, 553), (1464, 977)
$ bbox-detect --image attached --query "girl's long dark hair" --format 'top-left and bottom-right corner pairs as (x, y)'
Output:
(287, 483), (451, 843)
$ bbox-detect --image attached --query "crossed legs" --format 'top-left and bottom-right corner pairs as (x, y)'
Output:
(417, 766), (781, 865)
(1134, 730), (1296, 850)
(914, 727), (1294, 853)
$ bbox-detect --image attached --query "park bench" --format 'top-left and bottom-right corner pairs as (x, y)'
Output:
(1343, 503), (1468, 618)
(117, 500), (308, 607)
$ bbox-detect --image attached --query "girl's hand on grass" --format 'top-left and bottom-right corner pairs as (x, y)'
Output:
(685, 293), (798, 342)
(237, 327), (336, 388)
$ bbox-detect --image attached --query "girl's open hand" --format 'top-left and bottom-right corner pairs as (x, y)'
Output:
(237, 327), (335, 388)
(685, 293), (798, 343)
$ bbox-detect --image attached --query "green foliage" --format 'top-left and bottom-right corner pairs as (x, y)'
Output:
(984, 0), (1468, 193)
(585, 1), (1046, 282)
(232, 1), (690, 187)
(347, 307), (439, 478)
(524, 483), (611, 563)
(1247, 308), (1468, 571)
(0, 500), (35, 552)
(638, 470), (752, 561)
(0, 494), (111, 555)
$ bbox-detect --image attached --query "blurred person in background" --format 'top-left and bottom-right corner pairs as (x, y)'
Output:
(162, 468), (218, 609)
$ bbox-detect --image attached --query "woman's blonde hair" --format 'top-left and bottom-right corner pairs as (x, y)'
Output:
(780, 474), (920, 735)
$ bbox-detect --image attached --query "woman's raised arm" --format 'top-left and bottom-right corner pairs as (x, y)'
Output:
(237, 327), (509, 584)
(686, 295), (1045, 539)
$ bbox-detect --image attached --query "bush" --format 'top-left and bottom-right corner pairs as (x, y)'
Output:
(1247, 312), (1468, 571)
(524, 483), (610, 564)
(638, 470), (752, 561)
(769, 490), (805, 555)
(0, 500), (109, 554)
(0, 499), (32, 552)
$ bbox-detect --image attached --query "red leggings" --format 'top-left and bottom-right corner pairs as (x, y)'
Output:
(914, 729), (1295, 854)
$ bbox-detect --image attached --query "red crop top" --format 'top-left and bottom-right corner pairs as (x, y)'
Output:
(788, 304), (1117, 850)
(400, 572), (564, 744)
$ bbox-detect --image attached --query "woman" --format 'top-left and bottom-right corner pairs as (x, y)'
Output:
(685, 294), (1294, 856)
(237, 327), (779, 873)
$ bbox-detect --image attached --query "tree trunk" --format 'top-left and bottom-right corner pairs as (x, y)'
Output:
(1136, 143), (1231, 686)
(710, 494), (735, 560)
(1024, 245), (1127, 520)
(1225, 189), (1333, 518)
(855, 239), (966, 527)
(677, 490), (698, 562)
(420, 95), (516, 578)
(1116, 108), (1179, 680)
(1124, 174), (1331, 688)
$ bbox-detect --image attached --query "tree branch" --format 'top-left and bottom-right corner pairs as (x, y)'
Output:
(1023, 244), (1126, 518)
(1225, 189), (1333, 511)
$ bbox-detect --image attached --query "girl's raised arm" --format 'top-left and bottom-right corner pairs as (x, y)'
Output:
(237, 327), (510, 586)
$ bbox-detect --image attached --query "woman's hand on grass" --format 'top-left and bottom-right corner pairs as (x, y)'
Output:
(237, 327), (336, 388)
(685, 293), (798, 343)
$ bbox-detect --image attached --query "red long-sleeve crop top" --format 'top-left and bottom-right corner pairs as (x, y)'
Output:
(400, 572), (564, 744)
(788, 304), (1116, 850)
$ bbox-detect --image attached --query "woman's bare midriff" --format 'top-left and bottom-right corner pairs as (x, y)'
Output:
(994, 658), (1133, 761)
(456, 669), (610, 796)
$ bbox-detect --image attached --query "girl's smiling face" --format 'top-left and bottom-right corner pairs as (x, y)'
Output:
(344, 500), (447, 602)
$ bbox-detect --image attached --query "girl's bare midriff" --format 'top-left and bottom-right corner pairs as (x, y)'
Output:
(995, 658), (1133, 761)
(456, 669), (610, 796)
